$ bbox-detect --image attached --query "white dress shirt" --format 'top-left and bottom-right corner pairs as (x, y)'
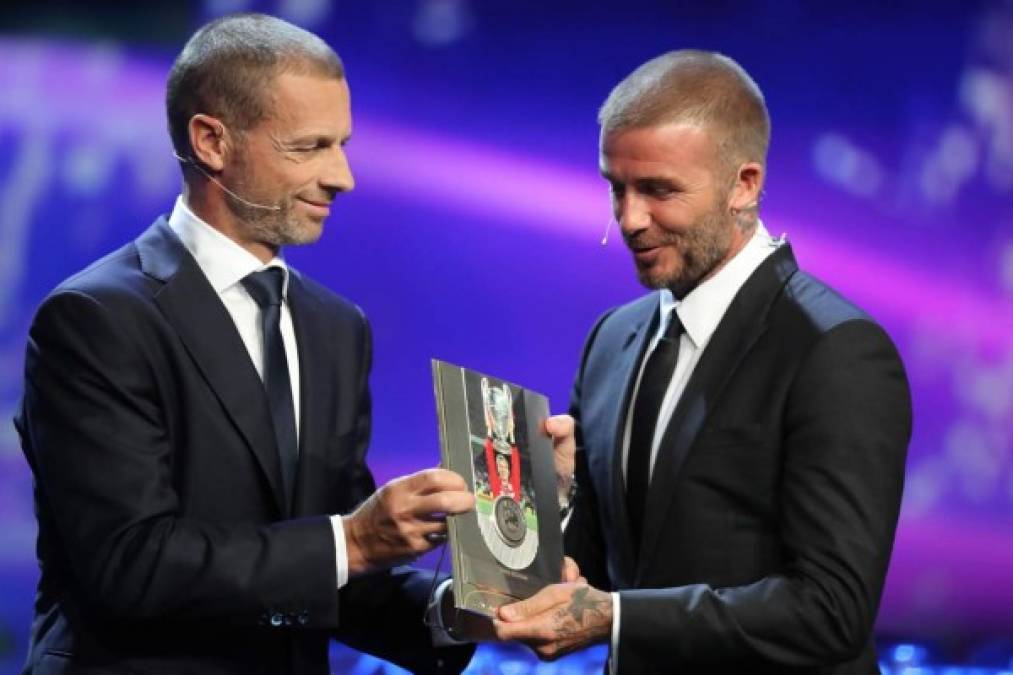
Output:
(167, 196), (350, 589)
(608, 223), (780, 671)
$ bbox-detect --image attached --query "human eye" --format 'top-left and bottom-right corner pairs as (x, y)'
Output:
(640, 180), (677, 198)
(289, 138), (331, 153)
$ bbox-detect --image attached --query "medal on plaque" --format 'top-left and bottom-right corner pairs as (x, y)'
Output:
(476, 377), (538, 568)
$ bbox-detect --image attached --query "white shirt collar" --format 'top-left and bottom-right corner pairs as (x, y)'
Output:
(167, 195), (289, 298)
(658, 221), (779, 349)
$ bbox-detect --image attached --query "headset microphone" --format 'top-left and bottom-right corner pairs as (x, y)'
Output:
(601, 217), (617, 246)
(173, 152), (283, 212)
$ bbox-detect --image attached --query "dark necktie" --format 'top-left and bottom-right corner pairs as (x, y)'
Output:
(242, 267), (298, 507)
(626, 308), (683, 547)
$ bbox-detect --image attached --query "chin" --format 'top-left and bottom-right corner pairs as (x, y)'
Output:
(282, 222), (324, 246)
(636, 261), (681, 291)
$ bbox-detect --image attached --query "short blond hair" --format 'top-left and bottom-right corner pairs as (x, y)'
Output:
(599, 50), (770, 172)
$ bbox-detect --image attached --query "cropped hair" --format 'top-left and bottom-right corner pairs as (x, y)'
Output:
(599, 50), (770, 170)
(166, 13), (344, 156)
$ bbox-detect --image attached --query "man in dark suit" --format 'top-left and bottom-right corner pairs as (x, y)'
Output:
(15, 14), (476, 675)
(494, 50), (911, 673)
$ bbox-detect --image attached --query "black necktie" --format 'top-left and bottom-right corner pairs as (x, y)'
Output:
(627, 308), (683, 547)
(242, 267), (298, 507)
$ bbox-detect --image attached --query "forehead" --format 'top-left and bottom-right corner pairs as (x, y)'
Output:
(599, 122), (718, 179)
(259, 71), (351, 136)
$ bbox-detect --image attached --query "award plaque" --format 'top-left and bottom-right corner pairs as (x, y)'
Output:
(432, 359), (563, 617)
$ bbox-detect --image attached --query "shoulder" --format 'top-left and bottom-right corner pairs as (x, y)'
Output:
(288, 268), (369, 333)
(778, 271), (872, 335)
(37, 240), (158, 323)
(774, 270), (906, 384)
(764, 269), (895, 362)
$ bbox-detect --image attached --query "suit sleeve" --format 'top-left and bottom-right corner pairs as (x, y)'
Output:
(617, 319), (911, 667)
(19, 289), (339, 628)
(329, 310), (475, 674)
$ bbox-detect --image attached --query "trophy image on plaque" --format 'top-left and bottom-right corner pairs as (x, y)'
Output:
(477, 377), (539, 570)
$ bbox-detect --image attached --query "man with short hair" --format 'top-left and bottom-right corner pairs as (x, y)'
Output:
(495, 50), (911, 674)
(16, 13), (475, 674)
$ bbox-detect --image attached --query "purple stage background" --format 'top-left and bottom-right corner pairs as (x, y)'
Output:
(1, 1), (1011, 672)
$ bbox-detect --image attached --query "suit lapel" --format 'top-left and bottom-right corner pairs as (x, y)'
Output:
(286, 271), (333, 516)
(136, 218), (288, 516)
(635, 245), (799, 577)
(604, 297), (660, 584)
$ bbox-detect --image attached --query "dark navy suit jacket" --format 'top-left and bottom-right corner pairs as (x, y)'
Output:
(16, 219), (473, 674)
(565, 245), (911, 674)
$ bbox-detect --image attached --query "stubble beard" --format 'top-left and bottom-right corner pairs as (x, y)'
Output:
(633, 203), (734, 299)
(225, 146), (325, 249)
(230, 194), (324, 248)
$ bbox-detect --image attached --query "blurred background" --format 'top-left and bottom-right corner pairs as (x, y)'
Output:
(1, 0), (1011, 673)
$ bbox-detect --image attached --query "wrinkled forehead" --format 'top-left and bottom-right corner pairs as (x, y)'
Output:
(256, 71), (351, 135)
(599, 121), (723, 181)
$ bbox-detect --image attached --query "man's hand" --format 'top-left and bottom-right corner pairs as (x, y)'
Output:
(544, 415), (576, 504)
(561, 555), (584, 584)
(344, 468), (474, 577)
(493, 581), (612, 660)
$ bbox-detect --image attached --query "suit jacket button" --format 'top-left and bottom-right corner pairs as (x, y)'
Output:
(270, 613), (284, 627)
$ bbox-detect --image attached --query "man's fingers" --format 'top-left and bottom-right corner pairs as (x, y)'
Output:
(498, 583), (570, 622)
(416, 519), (449, 536)
(546, 415), (576, 481)
(412, 490), (475, 516)
(423, 531), (448, 545)
(403, 468), (469, 494)
(561, 556), (581, 583)
(492, 616), (548, 643)
(544, 414), (575, 440)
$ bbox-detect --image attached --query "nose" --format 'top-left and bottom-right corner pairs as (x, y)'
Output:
(321, 146), (355, 194)
(614, 192), (650, 236)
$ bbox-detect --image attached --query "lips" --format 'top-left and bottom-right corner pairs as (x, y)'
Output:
(630, 248), (661, 269)
(299, 198), (331, 217)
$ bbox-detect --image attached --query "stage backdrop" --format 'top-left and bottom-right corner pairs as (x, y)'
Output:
(0, 0), (1011, 671)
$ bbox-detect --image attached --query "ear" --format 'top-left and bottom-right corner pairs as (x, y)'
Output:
(728, 161), (764, 212)
(188, 114), (229, 172)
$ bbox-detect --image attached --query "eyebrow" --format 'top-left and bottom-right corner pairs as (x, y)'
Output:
(600, 170), (678, 187)
(285, 132), (352, 145)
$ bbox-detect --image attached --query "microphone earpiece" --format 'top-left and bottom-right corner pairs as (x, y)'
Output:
(172, 151), (282, 212)
(601, 218), (617, 246)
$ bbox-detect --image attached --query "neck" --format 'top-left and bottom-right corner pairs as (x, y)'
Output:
(668, 219), (756, 300)
(182, 180), (278, 264)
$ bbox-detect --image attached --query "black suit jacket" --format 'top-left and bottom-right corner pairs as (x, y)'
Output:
(565, 244), (911, 674)
(16, 219), (473, 674)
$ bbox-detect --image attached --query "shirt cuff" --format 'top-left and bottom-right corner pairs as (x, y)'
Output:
(427, 578), (468, 646)
(330, 515), (349, 589)
(609, 592), (620, 675)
